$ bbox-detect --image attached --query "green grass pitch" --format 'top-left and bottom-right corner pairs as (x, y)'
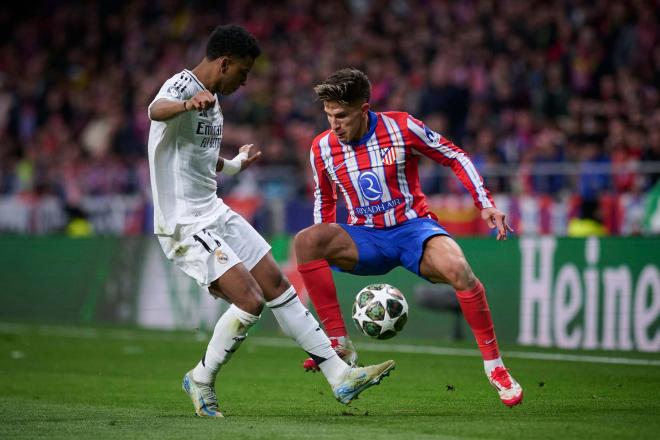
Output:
(1, 323), (659, 439)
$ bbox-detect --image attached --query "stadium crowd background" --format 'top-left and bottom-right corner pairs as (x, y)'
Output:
(0, 0), (658, 236)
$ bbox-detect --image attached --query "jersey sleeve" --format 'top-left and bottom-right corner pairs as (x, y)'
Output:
(147, 75), (193, 121)
(310, 145), (337, 223)
(406, 115), (495, 209)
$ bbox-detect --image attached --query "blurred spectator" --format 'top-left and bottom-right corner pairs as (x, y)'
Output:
(0, 0), (658, 235)
(578, 143), (611, 201)
(567, 198), (608, 237)
(64, 204), (94, 237)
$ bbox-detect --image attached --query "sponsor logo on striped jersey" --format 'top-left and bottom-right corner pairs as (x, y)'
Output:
(358, 171), (383, 201)
(354, 198), (403, 216)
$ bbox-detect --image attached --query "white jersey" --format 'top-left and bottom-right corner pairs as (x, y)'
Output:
(147, 69), (228, 236)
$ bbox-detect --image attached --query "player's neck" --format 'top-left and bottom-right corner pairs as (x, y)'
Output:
(350, 112), (370, 143)
(191, 60), (214, 92)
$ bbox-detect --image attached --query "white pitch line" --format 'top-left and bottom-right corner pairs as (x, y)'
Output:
(2, 323), (659, 367)
(251, 337), (660, 367)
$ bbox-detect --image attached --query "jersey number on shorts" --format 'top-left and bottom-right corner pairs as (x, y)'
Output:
(193, 229), (221, 253)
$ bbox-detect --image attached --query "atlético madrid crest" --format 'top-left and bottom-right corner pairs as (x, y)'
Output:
(380, 146), (396, 165)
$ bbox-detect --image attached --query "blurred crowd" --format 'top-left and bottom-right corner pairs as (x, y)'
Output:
(0, 0), (659, 210)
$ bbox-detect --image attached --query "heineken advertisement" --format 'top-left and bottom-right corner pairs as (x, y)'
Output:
(517, 237), (659, 352)
(0, 235), (657, 352)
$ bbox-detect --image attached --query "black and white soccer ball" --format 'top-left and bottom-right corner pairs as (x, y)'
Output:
(352, 283), (408, 339)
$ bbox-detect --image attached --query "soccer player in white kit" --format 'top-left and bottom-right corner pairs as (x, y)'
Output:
(147, 25), (394, 417)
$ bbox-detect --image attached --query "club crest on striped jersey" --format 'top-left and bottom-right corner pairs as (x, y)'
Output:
(358, 171), (383, 201)
(380, 146), (396, 165)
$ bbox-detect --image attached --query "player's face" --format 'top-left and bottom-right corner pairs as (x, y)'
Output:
(323, 101), (370, 143)
(217, 56), (254, 95)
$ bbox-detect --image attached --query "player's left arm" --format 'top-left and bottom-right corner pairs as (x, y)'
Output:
(217, 144), (262, 175)
(405, 115), (513, 240)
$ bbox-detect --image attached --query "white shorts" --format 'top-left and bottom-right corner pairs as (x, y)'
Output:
(158, 209), (271, 287)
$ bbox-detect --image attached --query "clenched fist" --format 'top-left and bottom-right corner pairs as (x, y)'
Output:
(186, 90), (216, 111)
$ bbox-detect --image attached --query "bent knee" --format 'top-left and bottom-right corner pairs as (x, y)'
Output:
(226, 282), (265, 316)
(442, 258), (475, 291)
(294, 226), (321, 248)
(240, 287), (265, 315)
(294, 225), (332, 259)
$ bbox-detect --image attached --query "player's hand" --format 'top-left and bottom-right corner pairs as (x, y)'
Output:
(481, 207), (514, 241)
(186, 90), (216, 111)
(239, 144), (262, 171)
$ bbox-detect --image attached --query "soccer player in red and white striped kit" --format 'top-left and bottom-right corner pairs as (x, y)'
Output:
(295, 68), (522, 407)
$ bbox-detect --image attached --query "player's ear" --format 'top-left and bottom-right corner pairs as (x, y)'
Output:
(218, 56), (230, 74)
(360, 102), (370, 115)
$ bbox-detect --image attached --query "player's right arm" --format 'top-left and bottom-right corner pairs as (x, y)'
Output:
(310, 144), (337, 224)
(149, 90), (216, 121)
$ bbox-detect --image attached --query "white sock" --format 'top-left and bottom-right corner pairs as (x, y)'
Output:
(317, 354), (352, 387)
(192, 304), (260, 384)
(267, 286), (350, 387)
(484, 357), (505, 376)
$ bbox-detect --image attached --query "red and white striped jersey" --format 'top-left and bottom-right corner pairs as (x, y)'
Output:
(310, 111), (494, 227)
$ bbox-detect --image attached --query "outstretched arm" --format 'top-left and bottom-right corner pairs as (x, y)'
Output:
(406, 115), (512, 239)
(407, 116), (494, 208)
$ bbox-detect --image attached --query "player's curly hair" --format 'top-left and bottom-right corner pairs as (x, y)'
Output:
(206, 24), (261, 60)
(314, 68), (371, 105)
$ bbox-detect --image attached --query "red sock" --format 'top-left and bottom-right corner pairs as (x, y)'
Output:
(455, 279), (500, 360)
(297, 259), (347, 338)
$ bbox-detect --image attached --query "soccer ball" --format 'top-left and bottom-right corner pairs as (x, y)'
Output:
(352, 283), (408, 339)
